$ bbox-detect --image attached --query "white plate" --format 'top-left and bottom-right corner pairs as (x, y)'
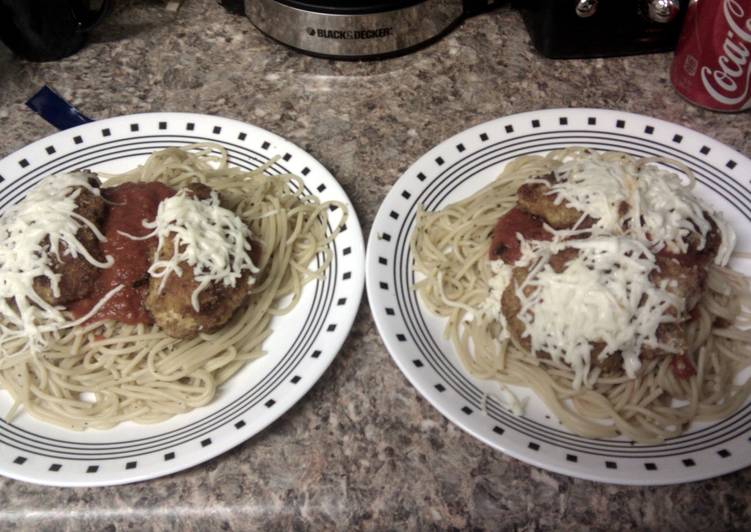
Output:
(366, 108), (751, 485)
(0, 112), (365, 487)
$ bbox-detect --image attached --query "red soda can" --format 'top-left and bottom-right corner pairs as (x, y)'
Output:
(670, 0), (751, 112)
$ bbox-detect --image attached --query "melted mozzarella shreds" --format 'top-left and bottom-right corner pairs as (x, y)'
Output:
(551, 154), (632, 233)
(550, 152), (734, 263)
(514, 236), (683, 388)
(630, 164), (709, 254)
(0, 172), (111, 355)
(143, 189), (259, 311)
(482, 259), (512, 341)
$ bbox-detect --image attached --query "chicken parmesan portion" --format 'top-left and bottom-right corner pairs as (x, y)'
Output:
(499, 237), (688, 388)
(487, 150), (736, 388)
(30, 172), (108, 306)
(141, 183), (260, 338)
(0, 172), (112, 354)
(514, 151), (735, 263)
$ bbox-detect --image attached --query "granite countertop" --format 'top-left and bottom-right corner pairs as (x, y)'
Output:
(1, 1), (750, 530)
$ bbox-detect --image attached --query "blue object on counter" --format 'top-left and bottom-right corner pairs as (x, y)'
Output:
(25, 85), (93, 130)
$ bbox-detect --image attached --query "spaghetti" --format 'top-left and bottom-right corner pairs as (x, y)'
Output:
(411, 148), (751, 443)
(0, 144), (346, 430)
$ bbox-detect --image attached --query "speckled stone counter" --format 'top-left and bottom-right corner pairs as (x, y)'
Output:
(1, 1), (750, 530)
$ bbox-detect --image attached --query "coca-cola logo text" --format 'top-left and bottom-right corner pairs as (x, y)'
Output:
(700, 0), (751, 106)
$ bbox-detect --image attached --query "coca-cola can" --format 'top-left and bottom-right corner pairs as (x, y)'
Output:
(670, 0), (751, 112)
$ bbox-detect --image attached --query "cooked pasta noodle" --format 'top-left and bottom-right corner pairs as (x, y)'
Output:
(411, 148), (751, 443)
(0, 144), (347, 430)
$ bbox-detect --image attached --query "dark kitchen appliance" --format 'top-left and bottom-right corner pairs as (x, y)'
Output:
(515, 0), (689, 59)
(0, 0), (112, 61)
(243, 0), (501, 59)
(236, 0), (690, 60)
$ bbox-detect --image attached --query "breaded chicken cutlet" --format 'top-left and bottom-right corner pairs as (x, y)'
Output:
(144, 236), (255, 338)
(494, 167), (726, 375)
(32, 173), (106, 305)
(144, 183), (260, 339)
(513, 170), (722, 310)
(500, 248), (690, 374)
(516, 173), (591, 230)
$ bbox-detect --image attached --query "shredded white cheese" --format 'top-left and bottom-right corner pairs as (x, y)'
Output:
(0, 173), (112, 355)
(629, 165), (710, 254)
(549, 153), (735, 264)
(514, 236), (683, 388)
(551, 155), (632, 233)
(141, 189), (259, 311)
(481, 259), (512, 341)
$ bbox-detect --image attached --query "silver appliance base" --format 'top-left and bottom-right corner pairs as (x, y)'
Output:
(245, 0), (464, 59)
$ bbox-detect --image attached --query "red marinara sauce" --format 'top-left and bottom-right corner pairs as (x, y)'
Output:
(489, 207), (551, 264)
(69, 182), (175, 324)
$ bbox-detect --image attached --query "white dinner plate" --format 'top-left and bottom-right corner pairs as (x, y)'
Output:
(366, 108), (751, 485)
(0, 113), (365, 487)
